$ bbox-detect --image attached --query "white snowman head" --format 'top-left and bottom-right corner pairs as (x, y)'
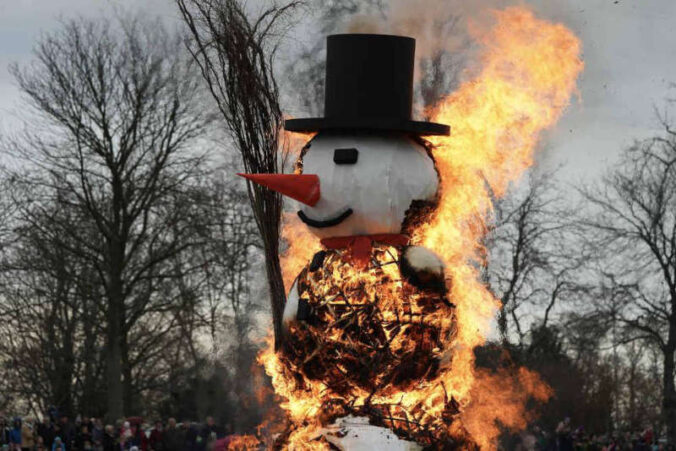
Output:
(297, 132), (438, 238)
(240, 132), (439, 239)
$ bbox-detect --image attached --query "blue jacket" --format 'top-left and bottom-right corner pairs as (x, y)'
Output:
(52, 437), (66, 451)
(9, 428), (21, 445)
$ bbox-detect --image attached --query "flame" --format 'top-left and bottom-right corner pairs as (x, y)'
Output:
(413, 6), (583, 447)
(227, 435), (262, 450)
(279, 123), (321, 291)
(461, 368), (552, 448)
(280, 212), (322, 290)
(258, 5), (582, 450)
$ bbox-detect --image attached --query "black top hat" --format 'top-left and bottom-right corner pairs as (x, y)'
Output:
(285, 34), (450, 136)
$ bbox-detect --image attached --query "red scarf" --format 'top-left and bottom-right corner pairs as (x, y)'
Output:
(320, 234), (410, 269)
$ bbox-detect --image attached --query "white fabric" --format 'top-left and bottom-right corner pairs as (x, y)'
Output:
(282, 278), (300, 325)
(299, 134), (438, 239)
(320, 416), (422, 450)
(403, 246), (445, 276)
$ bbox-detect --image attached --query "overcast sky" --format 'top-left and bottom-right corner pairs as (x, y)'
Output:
(1, 0), (675, 183)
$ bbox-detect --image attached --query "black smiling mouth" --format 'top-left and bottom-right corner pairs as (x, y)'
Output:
(297, 208), (354, 228)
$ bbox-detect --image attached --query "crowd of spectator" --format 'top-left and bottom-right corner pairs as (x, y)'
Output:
(0, 415), (230, 451)
(517, 418), (676, 451)
(4, 413), (675, 450)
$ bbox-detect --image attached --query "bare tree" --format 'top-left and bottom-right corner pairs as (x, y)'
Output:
(195, 170), (260, 353)
(580, 115), (676, 443)
(200, 172), (263, 429)
(0, 172), (16, 259)
(176, 0), (300, 348)
(0, 196), (106, 417)
(486, 169), (588, 345)
(7, 14), (213, 419)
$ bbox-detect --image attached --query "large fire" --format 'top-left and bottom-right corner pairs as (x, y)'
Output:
(250, 6), (583, 450)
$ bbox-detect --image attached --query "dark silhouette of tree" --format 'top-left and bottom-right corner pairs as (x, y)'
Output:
(581, 114), (676, 443)
(7, 14), (213, 419)
(486, 169), (588, 344)
(0, 194), (106, 417)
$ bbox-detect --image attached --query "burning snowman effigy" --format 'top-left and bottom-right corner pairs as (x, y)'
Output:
(235, 7), (585, 448)
(240, 34), (471, 449)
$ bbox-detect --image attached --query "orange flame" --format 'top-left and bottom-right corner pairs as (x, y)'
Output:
(261, 5), (582, 450)
(280, 213), (321, 290)
(412, 6), (583, 447)
(227, 435), (262, 450)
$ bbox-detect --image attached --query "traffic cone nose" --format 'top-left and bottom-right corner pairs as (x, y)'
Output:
(237, 173), (320, 206)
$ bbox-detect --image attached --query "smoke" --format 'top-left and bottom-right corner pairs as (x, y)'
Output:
(344, 0), (510, 64)
(340, 0), (518, 112)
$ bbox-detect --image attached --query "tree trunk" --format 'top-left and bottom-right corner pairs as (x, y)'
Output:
(497, 306), (508, 342)
(53, 345), (74, 419)
(628, 360), (637, 431)
(105, 304), (123, 420)
(121, 332), (134, 415)
(664, 337), (676, 445)
(81, 306), (99, 415)
(106, 256), (125, 420)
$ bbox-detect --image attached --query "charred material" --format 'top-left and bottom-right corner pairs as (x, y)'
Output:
(279, 243), (468, 447)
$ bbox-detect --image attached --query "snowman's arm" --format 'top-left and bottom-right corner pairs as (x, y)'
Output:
(283, 278), (300, 325)
(400, 245), (447, 292)
(283, 250), (327, 327)
(283, 277), (312, 328)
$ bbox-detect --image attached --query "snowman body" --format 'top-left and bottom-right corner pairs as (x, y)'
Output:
(280, 132), (457, 448)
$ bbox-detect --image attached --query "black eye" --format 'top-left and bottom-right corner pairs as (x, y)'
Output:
(333, 148), (359, 165)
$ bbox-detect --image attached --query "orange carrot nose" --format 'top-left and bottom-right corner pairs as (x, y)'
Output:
(237, 173), (320, 206)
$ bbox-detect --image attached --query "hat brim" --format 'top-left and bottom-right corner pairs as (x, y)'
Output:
(285, 117), (450, 136)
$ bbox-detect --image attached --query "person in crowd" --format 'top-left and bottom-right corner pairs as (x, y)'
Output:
(555, 417), (573, 451)
(182, 422), (197, 451)
(35, 435), (46, 451)
(136, 423), (149, 451)
(20, 419), (34, 451)
(58, 417), (73, 451)
(148, 422), (162, 451)
(75, 422), (91, 451)
(119, 422), (132, 445)
(161, 419), (181, 451)
(91, 419), (103, 450)
(102, 425), (116, 451)
(587, 434), (602, 451)
(0, 418), (11, 447)
(644, 429), (655, 447)
(199, 417), (221, 450)
(120, 424), (141, 451)
(9, 418), (22, 451)
(51, 436), (65, 451)
(607, 436), (620, 451)
(38, 418), (55, 450)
